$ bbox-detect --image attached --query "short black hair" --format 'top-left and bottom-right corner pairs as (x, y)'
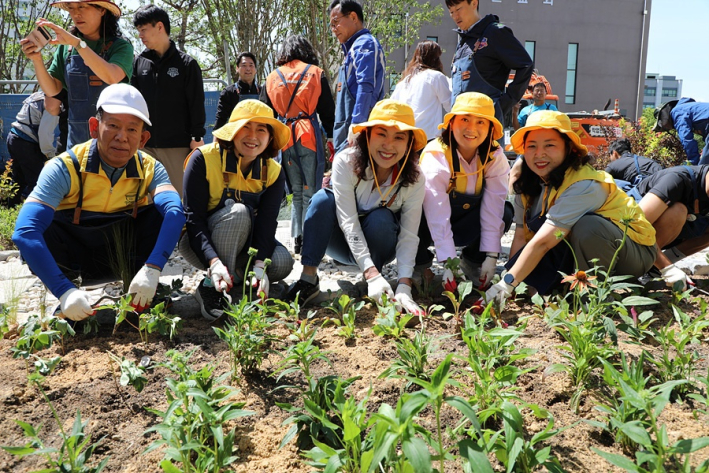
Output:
(532, 82), (546, 91)
(236, 52), (257, 68)
(329, 0), (364, 23)
(276, 35), (319, 67)
(133, 5), (171, 36)
(444, 0), (478, 11)
(608, 138), (632, 156)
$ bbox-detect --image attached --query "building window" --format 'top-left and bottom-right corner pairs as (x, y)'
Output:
(662, 88), (678, 98)
(644, 86), (656, 97)
(565, 43), (578, 104)
(525, 41), (535, 62)
(643, 103), (655, 109)
(427, 36), (438, 43)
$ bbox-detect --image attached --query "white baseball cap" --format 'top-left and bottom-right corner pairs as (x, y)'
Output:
(96, 84), (151, 126)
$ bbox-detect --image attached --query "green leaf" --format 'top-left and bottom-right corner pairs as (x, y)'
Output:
(458, 439), (494, 473)
(160, 459), (183, 473)
(591, 447), (640, 471)
(401, 437), (432, 473)
(1, 446), (37, 456)
(672, 436), (709, 454)
(621, 296), (659, 306)
(618, 421), (652, 447)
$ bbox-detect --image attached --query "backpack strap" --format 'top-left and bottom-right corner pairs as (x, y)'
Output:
(67, 149), (84, 224)
(276, 64), (312, 121)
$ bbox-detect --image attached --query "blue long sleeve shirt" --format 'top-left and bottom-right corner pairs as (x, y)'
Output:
(671, 97), (709, 164)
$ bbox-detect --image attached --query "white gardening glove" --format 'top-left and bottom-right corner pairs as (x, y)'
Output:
(394, 283), (424, 316)
(59, 288), (94, 321)
(250, 266), (269, 300)
(442, 268), (457, 293)
(484, 280), (514, 310)
(479, 255), (498, 289)
(128, 265), (161, 311)
(660, 264), (690, 291)
(367, 274), (395, 304)
(208, 259), (233, 292)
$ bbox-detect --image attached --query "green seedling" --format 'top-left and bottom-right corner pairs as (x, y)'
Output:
(379, 328), (444, 388)
(544, 311), (618, 413)
(108, 351), (148, 393)
(145, 350), (254, 473)
(214, 295), (275, 379)
(2, 375), (108, 472)
(12, 312), (74, 360)
(273, 332), (331, 383)
(324, 296), (364, 340)
(441, 279), (473, 334)
(372, 298), (412, 339)
(32, 354), (62, 377)
(688, 366), (709, 418)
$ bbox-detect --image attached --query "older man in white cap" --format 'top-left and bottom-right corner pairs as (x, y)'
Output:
(13, 83), (185, 320)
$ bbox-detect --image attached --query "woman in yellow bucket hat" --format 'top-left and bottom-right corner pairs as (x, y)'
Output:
(484, 110), (657, 307)
(416, 92), (514, 290)
(285, 100), (427, 315)
(180, 100), (294, 320)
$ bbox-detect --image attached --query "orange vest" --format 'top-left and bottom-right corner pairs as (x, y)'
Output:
(265, 60), (324, 152)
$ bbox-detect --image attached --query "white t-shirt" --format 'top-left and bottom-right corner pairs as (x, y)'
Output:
(391, 69), (452, 140)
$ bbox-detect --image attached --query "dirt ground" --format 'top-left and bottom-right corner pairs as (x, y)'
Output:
(0, 283), (708, 473)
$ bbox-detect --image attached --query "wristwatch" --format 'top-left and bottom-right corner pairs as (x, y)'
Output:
(76, 39), (87, 50)
(503, 273), (516, 286)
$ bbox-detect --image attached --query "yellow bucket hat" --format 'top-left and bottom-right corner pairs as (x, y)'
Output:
(212, 99), (291, 150)
(351, 100), (428, 151)
(510, 110), (588, 157)
(439, 92), (504, 140)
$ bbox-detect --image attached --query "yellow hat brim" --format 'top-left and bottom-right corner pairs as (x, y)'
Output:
(510, 124), (588, 157)
(212, 116), (291, 151)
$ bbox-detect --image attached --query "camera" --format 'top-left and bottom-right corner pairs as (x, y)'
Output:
(25, 26), (53, 50)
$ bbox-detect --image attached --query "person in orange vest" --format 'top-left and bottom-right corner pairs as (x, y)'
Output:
(261, 35), (335, 254)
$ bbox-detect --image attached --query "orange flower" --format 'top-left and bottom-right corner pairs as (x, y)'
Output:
(561, 270), (597, 292)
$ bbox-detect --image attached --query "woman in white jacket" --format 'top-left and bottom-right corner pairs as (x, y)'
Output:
(284, 100), (427, 315)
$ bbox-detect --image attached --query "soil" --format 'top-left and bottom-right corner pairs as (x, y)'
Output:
(1, 282), (708, 473)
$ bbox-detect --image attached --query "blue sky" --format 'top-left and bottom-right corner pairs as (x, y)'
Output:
(646, 0), (709, 101)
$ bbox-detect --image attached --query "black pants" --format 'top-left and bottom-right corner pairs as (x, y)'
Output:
(6, 132), (46, 203)
(43, 205), (163, 281)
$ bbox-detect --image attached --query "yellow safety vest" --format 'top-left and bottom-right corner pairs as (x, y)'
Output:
(56, 140), (154, 214)
(520, 164), (656, 246)
(185, 142), (282, 213)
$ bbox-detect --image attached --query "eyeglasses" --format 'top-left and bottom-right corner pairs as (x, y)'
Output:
(329, 15), (345, 29)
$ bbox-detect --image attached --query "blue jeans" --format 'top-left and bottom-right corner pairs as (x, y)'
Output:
(301, 188), (398, 271)
(282, 143), (317, 238)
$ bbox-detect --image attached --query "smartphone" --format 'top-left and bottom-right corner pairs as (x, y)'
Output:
(24, 26), (52, 50)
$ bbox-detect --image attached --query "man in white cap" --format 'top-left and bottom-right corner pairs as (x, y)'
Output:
(13, 83), (185, 320)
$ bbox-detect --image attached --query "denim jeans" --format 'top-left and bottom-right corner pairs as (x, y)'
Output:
(301, 188), (399, 271)
(282, 143), (317, 238)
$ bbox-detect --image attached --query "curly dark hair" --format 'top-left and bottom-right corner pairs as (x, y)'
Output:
(513, 130), (591, 198)
(439, 117), (500, 165)
(350, 129), (420, 186)
(69, 5), (123, 39)
(216, 123), (280, 159)
(401, 41), (443, 82)
(275, 35), (319, 67)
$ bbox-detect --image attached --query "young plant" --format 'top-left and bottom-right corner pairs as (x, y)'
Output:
(145, 350), (254, 473)
(273, 332), (331, 383)
(108, 351), (148, 393)
(379, 328), (442, 388)
(2, 375), (108, 473)
(213, 295), (275, 378)
(138, 301), (182, 342)
(441, 279), (473, 333)
(323, 294), (364, 340)
(544, 311), (618, 412)
(11, 312), (75, 360)
(372, 296), (411, 339)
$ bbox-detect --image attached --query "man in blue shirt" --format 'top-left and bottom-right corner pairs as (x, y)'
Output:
(516, 82), (558, 128)
(12, 84), (185, 320)
(329, 0), (385, 152)
(654, 97), (709, 165)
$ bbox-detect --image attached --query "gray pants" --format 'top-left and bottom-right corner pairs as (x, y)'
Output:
(569, 214), (656, 277)
(179, 201), (293, 281)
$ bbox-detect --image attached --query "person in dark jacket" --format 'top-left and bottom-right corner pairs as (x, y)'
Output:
(446, 0), (533, 129)
(131, 5), (206, 195)
(214, 52), (263, 130)
(653, 97), (709, 165)
(604, 138), (663, 184)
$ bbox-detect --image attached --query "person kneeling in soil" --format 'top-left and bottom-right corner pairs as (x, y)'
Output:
(415, 92), (513, 290)
(284, 100), (426, 316)
(485, 111), (657, 306)
(180, 100), (294, 320)
(12, 84), (185, 321)
(631, 164), (709, 290)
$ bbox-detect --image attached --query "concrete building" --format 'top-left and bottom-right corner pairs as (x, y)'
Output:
(643, 73), (682, 109)
(389, 0), (652, 120)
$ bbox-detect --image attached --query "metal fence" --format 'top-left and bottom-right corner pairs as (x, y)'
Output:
(0, 79), (227, 162)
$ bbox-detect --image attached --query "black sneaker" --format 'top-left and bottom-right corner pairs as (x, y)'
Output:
(284, 277), (320, 306)
(194, 278), (230, 322)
